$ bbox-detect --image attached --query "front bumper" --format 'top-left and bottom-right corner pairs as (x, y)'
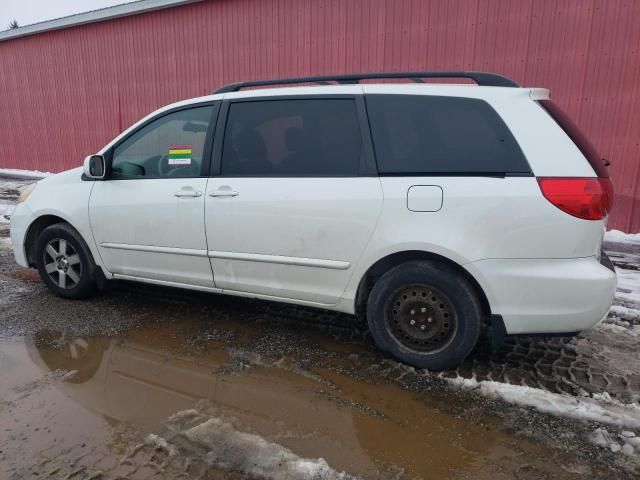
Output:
(466, 256), (616, 335)
(9, 202), (33, 267)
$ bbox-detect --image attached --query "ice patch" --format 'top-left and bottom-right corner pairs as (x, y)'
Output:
(444, 376), (640, 429)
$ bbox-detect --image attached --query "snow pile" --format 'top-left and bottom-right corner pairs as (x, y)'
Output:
(605, 230), (640, 245)
(444, 376), (640, 429)
(0, 168), (52, 179)
(150, 409), (359, 480)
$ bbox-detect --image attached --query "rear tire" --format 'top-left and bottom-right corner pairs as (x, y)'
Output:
(35, 223), (98, 299)
(367, 261), (482, 370)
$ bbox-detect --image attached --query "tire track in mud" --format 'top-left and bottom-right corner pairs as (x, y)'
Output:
(448, 334), (640, 403)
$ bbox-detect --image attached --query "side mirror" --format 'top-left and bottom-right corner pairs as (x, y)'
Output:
(83, 155), (106, 180)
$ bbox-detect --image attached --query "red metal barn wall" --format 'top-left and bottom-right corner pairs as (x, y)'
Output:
(0, 0), (638, 231)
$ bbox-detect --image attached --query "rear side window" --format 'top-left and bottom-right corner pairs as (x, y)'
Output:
(366, 95), (530, 175)
(538, 100), (609, 178)
(221, 99), (362, 176)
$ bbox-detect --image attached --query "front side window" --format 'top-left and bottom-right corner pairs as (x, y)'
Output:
(221, 99), (362, 176)
(111, 105), (214, 179)
(366, 95), (530, 175)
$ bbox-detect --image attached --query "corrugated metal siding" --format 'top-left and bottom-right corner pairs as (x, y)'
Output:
(0, 0), (638, 231)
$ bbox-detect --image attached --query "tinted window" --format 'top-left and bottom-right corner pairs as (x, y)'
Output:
(221, 99), (362, 176)
(111, 106), (213, 179)
(366, 95), (530, 174)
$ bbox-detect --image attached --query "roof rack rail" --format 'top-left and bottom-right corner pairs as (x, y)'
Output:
(213, 71), (519, 94)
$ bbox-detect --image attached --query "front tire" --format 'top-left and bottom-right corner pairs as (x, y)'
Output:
(367, 261), (482, 370)
(35, 223), (98, 299)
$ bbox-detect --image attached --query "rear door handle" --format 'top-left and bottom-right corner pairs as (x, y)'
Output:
(174, 187), (202, 198)
(209, 187), (239, 197)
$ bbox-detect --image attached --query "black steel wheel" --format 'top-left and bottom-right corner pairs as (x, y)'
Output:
(367, 261), (482, 370)
(385, 284), (458, 353)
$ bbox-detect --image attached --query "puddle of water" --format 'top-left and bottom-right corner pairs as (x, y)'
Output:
(315, 368), (560, 479)
(0, 339), (135, 479)
(0, 322), (585, 479)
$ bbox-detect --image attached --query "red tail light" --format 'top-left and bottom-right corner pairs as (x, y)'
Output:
(537, 177), (614, 220)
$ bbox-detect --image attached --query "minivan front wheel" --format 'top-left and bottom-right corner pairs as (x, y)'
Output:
(367, 262), (482, 370)
(35, 223), (97, 299)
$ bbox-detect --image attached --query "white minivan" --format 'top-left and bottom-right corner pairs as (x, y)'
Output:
(10, 72), (617, 369)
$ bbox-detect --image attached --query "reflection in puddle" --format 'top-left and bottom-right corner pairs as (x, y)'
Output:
(13, 324), (572, 479)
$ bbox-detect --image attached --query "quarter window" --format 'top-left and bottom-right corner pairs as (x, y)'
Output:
(366, 95), (530, 175)
(111, 105), (214, 179)
(221, 99), (362, 176)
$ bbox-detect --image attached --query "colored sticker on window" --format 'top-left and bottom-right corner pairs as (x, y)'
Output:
(168, 144), (192, 165)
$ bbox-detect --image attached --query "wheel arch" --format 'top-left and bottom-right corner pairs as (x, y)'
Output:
(354, 250), (492, 320)
(23, 214), (92, 268)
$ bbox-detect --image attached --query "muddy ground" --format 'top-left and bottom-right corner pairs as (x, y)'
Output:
(0, 176), (639, 479)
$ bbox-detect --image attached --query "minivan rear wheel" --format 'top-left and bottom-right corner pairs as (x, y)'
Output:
(367, 261), (482, 370)
(35, 223), (98, 299)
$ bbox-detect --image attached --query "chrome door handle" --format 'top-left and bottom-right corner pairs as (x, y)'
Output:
(174, 189), (202, 197)
(209, 189), (239, 197)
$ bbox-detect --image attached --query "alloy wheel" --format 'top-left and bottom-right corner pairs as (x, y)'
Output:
(43, 238), (82, 289)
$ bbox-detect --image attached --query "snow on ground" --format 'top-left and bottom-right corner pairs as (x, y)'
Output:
(590, 428), (640, 456)
(0, 178), (34, 250)
(150, 408), (359, 480)
(0, 179), (34, 221)
(0, 168), (52, 179)
(609, 305), (640, 323)
(182, 418), (355, 479)
(444, 375), (640, 430)
(615, 267), (640, 306)
(0, 203), (14, 224)
(605, 230), (640, 245)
